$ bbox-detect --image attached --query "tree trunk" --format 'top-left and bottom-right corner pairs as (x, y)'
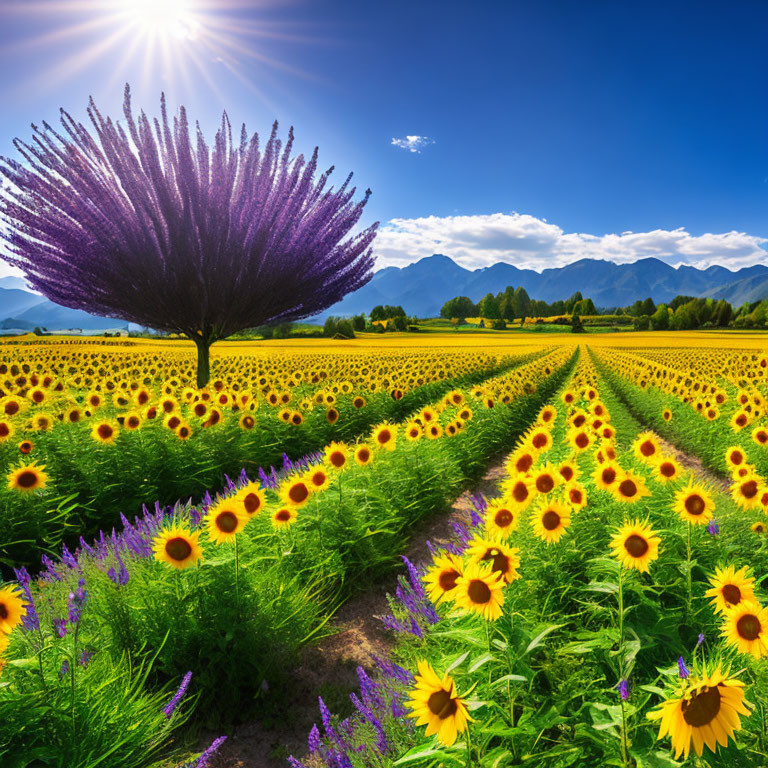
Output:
(194, 336), (211, 389)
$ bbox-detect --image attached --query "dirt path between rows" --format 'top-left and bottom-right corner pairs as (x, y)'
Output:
(208, 457), (509, 768)
(655, 436), (730, 493)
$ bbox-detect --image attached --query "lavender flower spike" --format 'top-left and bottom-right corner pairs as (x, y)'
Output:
(196, 736), (227, 768)
(164, 671), (193, 719)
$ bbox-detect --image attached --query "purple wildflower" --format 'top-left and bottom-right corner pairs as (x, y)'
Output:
(706, 518), (720, 536)
(677, 657), (690, 679)
(616, 679), (629, 700)
(59, 660), (70, 679)
(196, 736), (227, 768)
(164, 671), (193, 719)
(307, 724), (322, 754)
(54, 618), (67, 638)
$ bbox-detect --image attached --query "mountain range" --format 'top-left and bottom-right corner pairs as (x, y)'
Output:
(317, 255), (768, 318)
(1, 255), (768, 331)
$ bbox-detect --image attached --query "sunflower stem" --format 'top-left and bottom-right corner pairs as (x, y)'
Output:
(234, 535), (241, 619)
(686, 523), (693, 622)
(70, 622), (79, 742)
(617, 565), (629, 768)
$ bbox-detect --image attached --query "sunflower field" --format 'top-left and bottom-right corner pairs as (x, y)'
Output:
(2, 333), (768, 768)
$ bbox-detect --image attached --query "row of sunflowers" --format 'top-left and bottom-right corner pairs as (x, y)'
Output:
(0, 344), (544, 569)
(0, 346), (575, 766)
(292, 351), (768, 767)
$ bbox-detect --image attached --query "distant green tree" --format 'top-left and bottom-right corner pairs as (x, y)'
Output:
(571, 312), (585, 333)
(352, 314), (366, 331)
(440, 296), (477, 321)
(650, 304), (670, 330)
(478, 292), (501, 319)
(513, 287), (532, 320)
(323, 316), (338, 337)
(336, 318), (355, 338)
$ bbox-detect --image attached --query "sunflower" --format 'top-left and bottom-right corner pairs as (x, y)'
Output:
(239, 413), (256, 430)
(153, 525), (203, 569)
(593, 461), (621, 490)
(567, 427), (593, 452)
(730, 410), (750, 431)
(7, 462), (48, 493)
(454, 561), (505, 620)
(271, 506), (298, 529)
(532, 500), (571, 544)
(205, 499), (248, 544)
(731, 475), (763, 510)
(610, 471), (651, 504)
(91, 420), (119, 443)
(405, 660), (471, 747)
(528, 427), (553, 452)
(557, 458), (579, 484)
(423, 553), (464, 604)
(503, 476), (534, 508)
(466, 537), (520, 584)
(18, 440), (33, 454)
(648, 666), (750, 759)
(236, 482), (266, 516)
(510, 445), (539, 476)
(404, 422), (422, 442)
(610, 520), (661, 572)
(354, 444), (374, 466)
(0, 420), (13, 442)
(307, 466), (330, 492)
(751, 426), (768, 446)
(531, 463), (560, 496)
(280, 476), (312, 507)
(654, 455), (682, 483)
(0, 585), (26, 634)
(484, 498), (520, 538)
(672, 482), (715, 524)
(662, 408), (672, 422)
(633, 432), (662, 464)
(426, 423), (443, 440)
(705, 565), (755, 614)
(565, 482), (587, 510)
(721, 601), (768, 659)
(371, 423), (397, 451)
(752, 521), (767, 535)
(725, 446), (747, 469)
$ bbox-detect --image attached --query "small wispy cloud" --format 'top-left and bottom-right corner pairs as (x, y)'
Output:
(391, 135), (434, 153)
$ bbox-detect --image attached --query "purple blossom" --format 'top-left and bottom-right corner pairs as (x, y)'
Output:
(67, 578), (88, 625)
(164, 671), (193, 719)
(696, 633), (705, 648)
(14, 567), (39, 632)
(53, 618), (67, 638)
(195, 736), (227, 768)
(616, 679), (629, 701)
(677, 657), (690, 679)
(401, 557), (425, 598)
(373, 655), (414, 685)
(307, 724), (322, 754)
(706, 518), (720, 536)
(59, 660), (70, 679)
(78, 649), (94, 668)
(107, 555), (130, 587)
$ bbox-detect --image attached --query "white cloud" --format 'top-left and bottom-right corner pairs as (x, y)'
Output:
(373, 212), (768, 272)
(391, 135), (434, 153)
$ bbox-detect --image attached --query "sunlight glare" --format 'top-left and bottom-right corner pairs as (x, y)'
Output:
(121, 0), (199, 40)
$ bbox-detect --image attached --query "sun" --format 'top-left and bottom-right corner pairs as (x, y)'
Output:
(120, 0), (200, 40)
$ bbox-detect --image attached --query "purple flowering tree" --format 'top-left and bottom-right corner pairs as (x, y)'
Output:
(0, 86), (377, 386)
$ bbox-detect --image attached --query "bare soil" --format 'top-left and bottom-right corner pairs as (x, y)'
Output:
(207, 459), (508, 767)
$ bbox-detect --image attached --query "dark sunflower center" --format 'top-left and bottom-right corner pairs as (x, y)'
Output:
(467, 579), (492, 604)
(721, 584), (742, 605)
(602, 468), (616, 485)
(741, 480), (758, 499)
(378, 429), (391, 444)
(685, 494), (706, 516)
(16, 470), (38, 488)
(575, 433), (589, 448)
(536, 475), (554, 494)
(0, 603), (8, 619)
(532, 433), (548, 449)
(330, 452), (345, 467)
(243, 493), (261, 514)
(618, 479), (637, 498)
(573, 414), (585, 427)
(483, 548), (509, 575)
(542, 510), (561, 531)
(560, 466), (574, 481)
(289, 484), (309, 503)
(98, 425), (113, 439)
(516, 454), (533, 473)
(737, 614), (761, 641)
(427, 689), (458, 719)
(731, 451), (744, 464)
(312, 472), (326, 486)
(660, 462), (675, 477)
(682, 686), (721, 727)
(165, 537), (193, 561)
(640, 440), (655, 456)
(624, 534), (649, 558)
(275, 509), (291, 522)
(216, 511), (239, 533)
(569, 489), (583, 504)
(512, 483), (529, 502)
(438, 569), (459, 592)
(495, 509), (514, 528)
(358, 448), (370, 462)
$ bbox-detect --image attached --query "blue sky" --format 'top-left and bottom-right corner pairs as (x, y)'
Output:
(1, 0), (767, 274)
